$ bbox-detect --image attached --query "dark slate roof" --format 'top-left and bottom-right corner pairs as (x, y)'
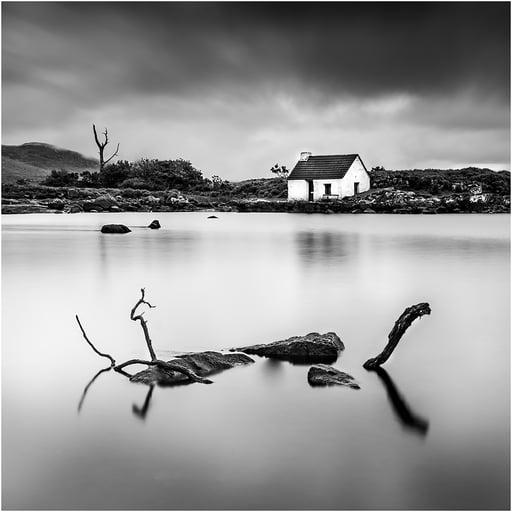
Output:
(288, 154), (362, 180)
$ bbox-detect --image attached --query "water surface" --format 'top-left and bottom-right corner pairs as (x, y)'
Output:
(2, 212), (510, 509)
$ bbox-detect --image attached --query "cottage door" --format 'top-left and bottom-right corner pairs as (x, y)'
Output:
(308, 180), (314, 201)
(354, 182), (360, 195)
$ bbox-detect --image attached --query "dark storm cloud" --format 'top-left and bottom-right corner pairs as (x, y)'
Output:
(2, 2), (510, 176)
(3, 2), (510, 100)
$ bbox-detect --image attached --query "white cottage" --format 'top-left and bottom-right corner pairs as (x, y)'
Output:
(287, 152), (370, 201)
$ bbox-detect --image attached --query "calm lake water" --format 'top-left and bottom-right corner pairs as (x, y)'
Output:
(2, 212), (510, 510)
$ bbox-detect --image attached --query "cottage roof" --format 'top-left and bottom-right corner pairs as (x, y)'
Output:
(288, 154), (364, 180)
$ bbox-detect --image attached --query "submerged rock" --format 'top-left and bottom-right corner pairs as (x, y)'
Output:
(131, 351), (254, 385)
(100, 224), (131, 234)
(307, 364), (360, 388)
(148, 219), (161, 229)
(232, 332), (344, 363)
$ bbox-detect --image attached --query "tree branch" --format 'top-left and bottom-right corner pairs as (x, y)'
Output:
(363, 302), (431, 369)
(92, 124), (102, 148)
(75, 315), (116, 366)
(103, 143), (120, 165)
(130, 288), (157, 361)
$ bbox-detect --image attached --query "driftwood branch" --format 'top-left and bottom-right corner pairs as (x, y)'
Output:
(75, 315), (116, 366)
(131, 288), (157, 361)
(363, 302), (431, 369)
(114, 359), (213, 384)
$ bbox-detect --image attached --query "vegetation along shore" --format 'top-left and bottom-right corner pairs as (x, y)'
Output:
(2, 142), (510, 214)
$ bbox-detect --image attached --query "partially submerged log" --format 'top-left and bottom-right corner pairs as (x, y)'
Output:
(307, 364), (360, 389)
(232, 332), (344, 363)
(363, 302), (431, 370)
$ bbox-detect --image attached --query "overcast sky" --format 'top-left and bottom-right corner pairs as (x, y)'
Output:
(2, 2), (510, 179)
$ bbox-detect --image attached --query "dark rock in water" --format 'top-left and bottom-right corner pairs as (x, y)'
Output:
(208, 215), (218, 219)
(232, 332), (344, 363)
(307, 364), (360, 388)
(101, 224), (131, 234)
(148, 219), (161, 229)
(131, 351), (254, 385)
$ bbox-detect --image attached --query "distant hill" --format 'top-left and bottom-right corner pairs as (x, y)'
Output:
(2, 142), (98, 183)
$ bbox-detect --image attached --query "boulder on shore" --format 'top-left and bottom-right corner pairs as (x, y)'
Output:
(47, 199), (65, 210)
(131, 351), (254, 385)
(66, 203), (83, 213)
(92, 194), (118, 211)
(307, 364), (360, 388)
(101, 224), (131, 234)
(232, 332), (344, 363)
(148, 219), (161, 229)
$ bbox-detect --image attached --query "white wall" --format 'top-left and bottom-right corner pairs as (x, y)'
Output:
(287, 179), (309, 200)
(287, 178), (343, 200)
(312, 179), (343, 200)
(340, 157), (370, 197)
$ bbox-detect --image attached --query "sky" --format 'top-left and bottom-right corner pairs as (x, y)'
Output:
(2, 2), (510, 179)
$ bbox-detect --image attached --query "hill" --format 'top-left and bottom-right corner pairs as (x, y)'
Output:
(2, 142), (98, 183)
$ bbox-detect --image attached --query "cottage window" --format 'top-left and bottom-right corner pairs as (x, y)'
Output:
(324, 184), (332, 195)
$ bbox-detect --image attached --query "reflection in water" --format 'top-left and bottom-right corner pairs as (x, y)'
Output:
(78, 366), (156, 419)
(373, 367), (429, 436)
(132, 385), (155, 420)
(295, 231), (357, 265)
(77, 366), (112, 413)
(262, 358), (284, 380)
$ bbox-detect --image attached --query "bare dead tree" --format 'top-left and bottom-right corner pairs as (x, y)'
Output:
(363, 302), (431, 370)
(92, 124), (120, 172)
(130, 288), (157, 361)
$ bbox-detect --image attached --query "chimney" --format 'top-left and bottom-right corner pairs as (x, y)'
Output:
(299, 151), (312, 161)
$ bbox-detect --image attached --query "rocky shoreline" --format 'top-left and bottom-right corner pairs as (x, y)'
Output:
(2, 184), (510, 214)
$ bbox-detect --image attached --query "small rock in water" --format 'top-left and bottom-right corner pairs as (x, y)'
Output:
(148, 220), (161, 229)
(208, 215), (218, 219)
(307, 364), (360, 388)
(100, 224), (131, 234)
